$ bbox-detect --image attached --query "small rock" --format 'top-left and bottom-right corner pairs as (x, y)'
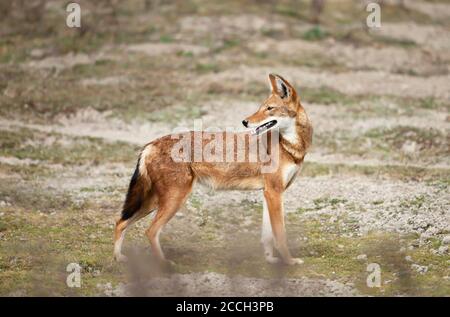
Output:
(356, 254), (367, 261)
(401, 140), (417, 154)
(337, 244), (344, 249)
(442, 236), (450, 245)
(405, 256), (413, 262)
(30, 48), (45, 58)
(411, 264), (428, 274)
(420, 232), (432, 241)
(437, 246), (448, 255)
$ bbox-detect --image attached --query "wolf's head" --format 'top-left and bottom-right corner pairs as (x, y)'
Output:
(242, 74), (304, 141)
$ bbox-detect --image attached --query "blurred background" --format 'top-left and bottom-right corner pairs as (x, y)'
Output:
(0, 0), (449, 296)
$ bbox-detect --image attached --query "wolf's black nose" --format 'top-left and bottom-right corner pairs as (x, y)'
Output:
(242, 120), (249, 128)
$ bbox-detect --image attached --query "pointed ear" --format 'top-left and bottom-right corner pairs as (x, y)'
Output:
(268, 73), (297, 101)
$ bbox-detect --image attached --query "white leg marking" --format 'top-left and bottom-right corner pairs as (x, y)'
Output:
(287, 258), (304, 265)
(261, 197), (279, 264)
(114, 228), (128, 262)
(154, 228), (164, 259)
(282, 163), (299, 187)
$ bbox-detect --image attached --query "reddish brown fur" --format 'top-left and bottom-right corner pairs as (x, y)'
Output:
(114, 74), (313, 265)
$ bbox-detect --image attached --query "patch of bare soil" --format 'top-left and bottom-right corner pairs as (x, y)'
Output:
(55, 107), (177, 144)
(125, 42), (209, 56)
(26, 50), (119, 70)
(0, 109), (170, 145)
(329, 43), (448, 75)
(179, 14), (286, 39)
(251, 38), (449, 75)
(287, 174), (449, 238)
(80, 76), (130, 87)
(43, 162), (129, 195)
(251, 38), (323, 55)
(0, 156), (42, 166)
(104, 272), (359, 296)
(374, 23), (450, 51)
(308, 104), (449, 134)
(307, 152), (450, 170)
(198, 65), (450, 99)
(406, 0), (450, 21)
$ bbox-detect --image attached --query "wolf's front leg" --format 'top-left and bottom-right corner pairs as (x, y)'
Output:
(263, 189), (303, 265)
(261, 197), (280, 264)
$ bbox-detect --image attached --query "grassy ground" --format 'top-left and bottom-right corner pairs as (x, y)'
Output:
(0, 0), (449, 296)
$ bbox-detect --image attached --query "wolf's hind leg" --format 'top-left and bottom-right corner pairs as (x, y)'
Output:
(145, 185), (193, 264)
(114, 194), (157, 262)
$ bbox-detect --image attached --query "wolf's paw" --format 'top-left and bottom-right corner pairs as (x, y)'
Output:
(160, 258), (176, 267)
(166, 259), (176, 266)
(286, 258), (304, 265)
(114, 254), (128, 263)
(265, 255), (280, 264)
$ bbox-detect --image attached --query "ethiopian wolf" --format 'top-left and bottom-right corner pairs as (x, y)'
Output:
(114, 74), (313, 265)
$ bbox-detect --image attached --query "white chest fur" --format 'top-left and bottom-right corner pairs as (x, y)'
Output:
(279, 118), (298, 145)
(282, 163), (299, 187)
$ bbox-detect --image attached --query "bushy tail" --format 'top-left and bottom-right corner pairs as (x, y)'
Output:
(121, 157), (149, 221)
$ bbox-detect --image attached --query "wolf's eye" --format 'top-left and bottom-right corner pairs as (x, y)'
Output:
(267, 106), (275, 111)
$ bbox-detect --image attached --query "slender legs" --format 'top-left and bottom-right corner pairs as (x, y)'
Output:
(262, 189), (303, 265)
(113, 194), (157, 262)
(145, 186), (193, 263)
